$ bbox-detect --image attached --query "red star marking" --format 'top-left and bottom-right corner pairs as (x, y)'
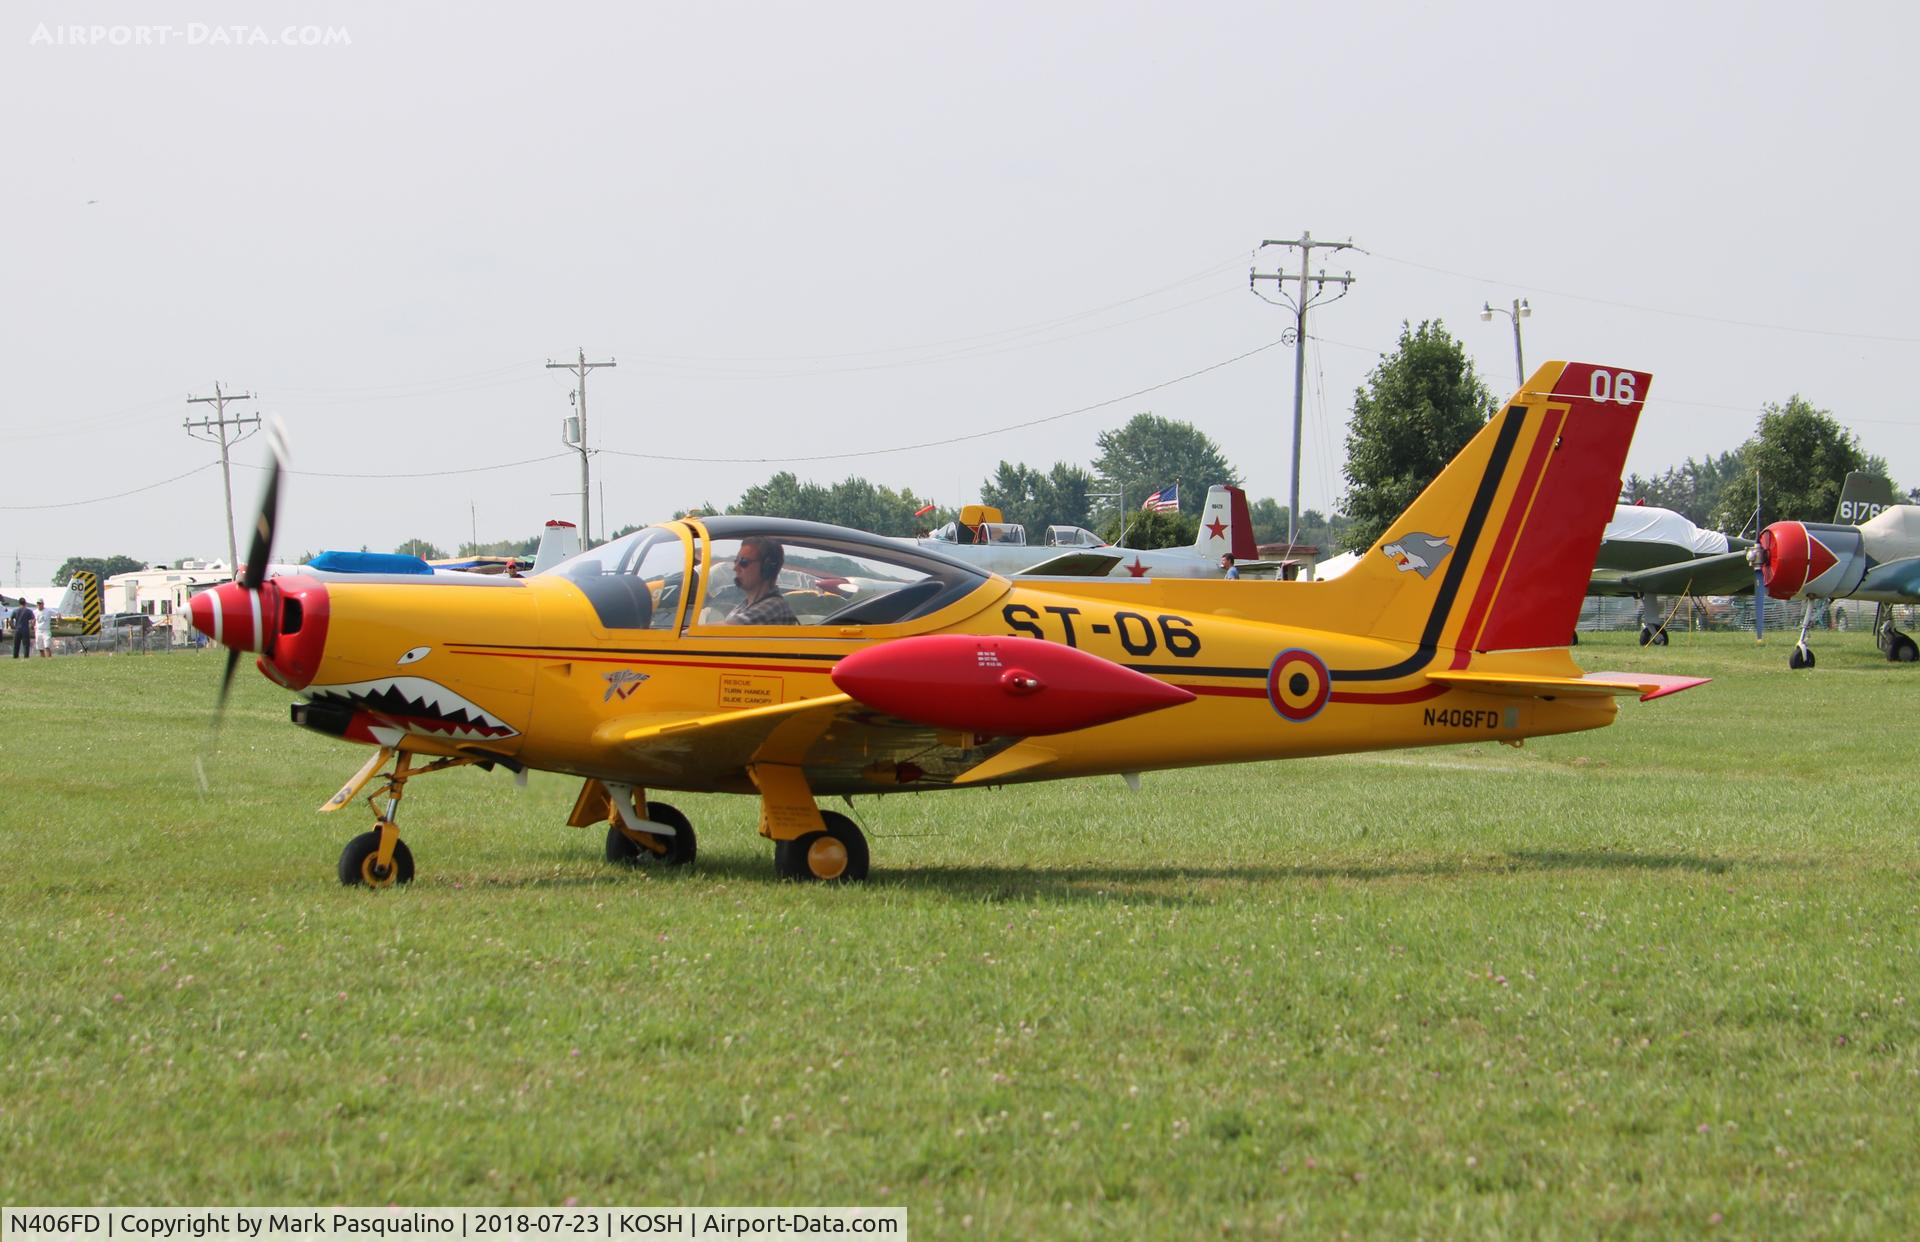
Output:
(1205, 518), (1227, 540)
(1126, 557), (1149, 577)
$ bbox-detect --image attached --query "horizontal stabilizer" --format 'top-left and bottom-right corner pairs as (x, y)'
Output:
(1427, 669), (1710, 703)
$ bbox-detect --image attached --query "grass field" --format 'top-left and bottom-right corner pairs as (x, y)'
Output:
(2, 632), (1916, 1237)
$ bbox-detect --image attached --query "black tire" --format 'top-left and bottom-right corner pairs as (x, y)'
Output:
(339, 830), (416, 888)
(1638, 626), (1653, 647)
(1653, 629), (1669, 647)
(1788, 645), (1815, 671)
(605, 801), (697, 867)
(773, 810), (870, 883)
(1892, 635), (1919, 664)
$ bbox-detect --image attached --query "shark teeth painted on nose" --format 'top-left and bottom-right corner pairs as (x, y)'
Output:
(304, 676), (517, 740)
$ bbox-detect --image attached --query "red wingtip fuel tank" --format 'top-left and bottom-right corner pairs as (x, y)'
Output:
(831, 634), (1195, 736)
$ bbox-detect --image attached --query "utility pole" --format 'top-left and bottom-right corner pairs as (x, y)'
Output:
(184, 382), (260, 573)
(1479, 297), (1531, 387)
(546, 347), (616, 546)
(1250, 233), (1355, 553)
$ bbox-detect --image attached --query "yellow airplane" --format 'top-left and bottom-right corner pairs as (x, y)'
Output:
(194, 361), (1704, 887)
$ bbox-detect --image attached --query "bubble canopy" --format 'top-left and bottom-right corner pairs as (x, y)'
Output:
(542, 517), (994, 632)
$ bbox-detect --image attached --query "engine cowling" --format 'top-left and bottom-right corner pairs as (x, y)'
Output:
(1752, 521), (1868, 600)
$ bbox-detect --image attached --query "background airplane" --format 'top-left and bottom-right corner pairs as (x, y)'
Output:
(1587, 504), (1755, 645)
(918, 484), (1270, 578)
(190, 362), (1702, 888)
(1748, 472), (1918, 667)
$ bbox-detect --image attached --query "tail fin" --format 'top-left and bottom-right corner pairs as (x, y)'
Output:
(58, 571), (103, 635)
(1322, 361), (1649, 654)
(1834, 471), (1895, 525)
(1193, 485), (1259, 561)
(530, 520), (581, 574)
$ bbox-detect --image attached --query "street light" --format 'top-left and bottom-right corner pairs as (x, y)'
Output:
(1479, 297), (1531, 387)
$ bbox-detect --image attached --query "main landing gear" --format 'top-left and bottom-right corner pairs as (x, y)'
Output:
(1874, 604), (1919, 664)
(601, 783), (698, 868)
(773, 810), (870, 883)
(574, 779), (869, 882)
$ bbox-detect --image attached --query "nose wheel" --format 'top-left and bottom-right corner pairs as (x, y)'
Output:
(340, 827), (415, 887)
(1787, 599), (1818, 670)
(326, 749), (479, 887)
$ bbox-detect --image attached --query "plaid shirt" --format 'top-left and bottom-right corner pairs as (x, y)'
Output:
(726, 591), (798, 626)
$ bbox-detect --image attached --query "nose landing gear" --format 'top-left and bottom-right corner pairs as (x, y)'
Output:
(325, 748), (486, 887)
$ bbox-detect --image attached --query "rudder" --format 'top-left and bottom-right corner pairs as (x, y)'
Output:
(1322, 361), (1650, 655)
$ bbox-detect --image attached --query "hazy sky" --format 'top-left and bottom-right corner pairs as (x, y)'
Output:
(5, 0), (1916, 578)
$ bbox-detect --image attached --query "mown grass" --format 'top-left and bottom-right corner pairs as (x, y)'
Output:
(1, 632), (1916, 1238)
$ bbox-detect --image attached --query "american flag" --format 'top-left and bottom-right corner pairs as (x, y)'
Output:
(1141, 483), (1179, 512)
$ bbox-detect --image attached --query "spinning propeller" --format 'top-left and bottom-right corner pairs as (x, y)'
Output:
(195, 419), (288, 786)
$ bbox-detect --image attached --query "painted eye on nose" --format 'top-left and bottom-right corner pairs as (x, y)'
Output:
(397, 646), (431, 665)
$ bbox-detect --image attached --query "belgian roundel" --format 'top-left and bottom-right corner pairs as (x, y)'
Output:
(1267, 648), (1331, 723)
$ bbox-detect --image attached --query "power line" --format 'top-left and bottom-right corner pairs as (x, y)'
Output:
(236, 451), (579, 479)
(598, 336), (1291, 464)
(1359, 247), (1920, 345)
(0, 460), (221, 510)
(630, 252), (1250, 367)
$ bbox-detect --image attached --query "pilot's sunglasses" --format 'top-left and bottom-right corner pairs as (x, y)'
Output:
(733, 556), (759, 568)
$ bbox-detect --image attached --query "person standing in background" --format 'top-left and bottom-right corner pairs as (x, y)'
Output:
(8, 599), (33, 658)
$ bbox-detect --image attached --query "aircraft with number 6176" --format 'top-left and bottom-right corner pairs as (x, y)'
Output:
(193, 360), (1704, 887)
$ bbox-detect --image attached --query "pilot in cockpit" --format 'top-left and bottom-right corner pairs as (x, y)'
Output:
(724, 536), (799, 625)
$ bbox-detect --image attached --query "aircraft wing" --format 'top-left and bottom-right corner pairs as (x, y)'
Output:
(590, 693), (1023, 790)
(586, 634), (1192, 791)
(1858, 556), (1920, 599)
(1588, 551), (1756, 598)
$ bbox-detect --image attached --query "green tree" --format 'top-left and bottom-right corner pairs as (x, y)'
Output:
(1245, 500), (1353, 552)
(1708, 397), (1896, 530)
(457, 536), (540, 558)
(395, 539), (447, 560)
(53, 555), (145, 582)
(1339, 321), (1497, 552)
(727, 473), (935, 535)
(979, 461), (1096, 532)
(1092, 414), (1238, 517)
(1625, 450), (1749, 528)
(1100, 507), (1198, 550)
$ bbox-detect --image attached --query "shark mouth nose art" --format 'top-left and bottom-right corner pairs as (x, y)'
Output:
(303, 676), (518, 740)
